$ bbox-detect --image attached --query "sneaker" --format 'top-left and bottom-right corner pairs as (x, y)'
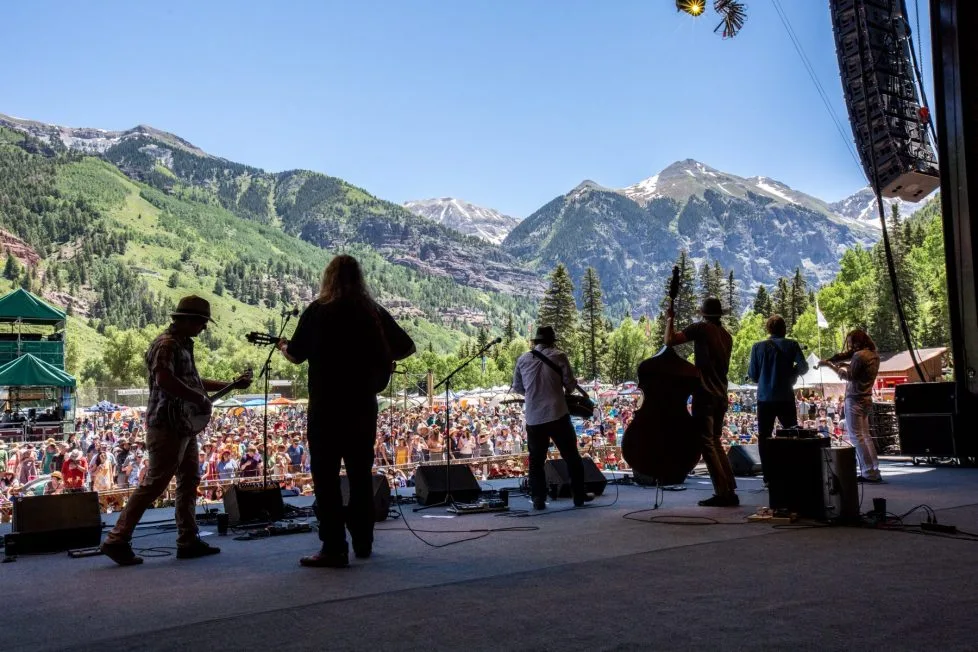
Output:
(698, 494), (740, 507)
(573, 492), (596, 507)
(176, 539), (221, 559)
(532, 497), (547, 511)
(299, 551), (350, 568)
(857, 476), (884, 484)
(100, 541), (143, 566)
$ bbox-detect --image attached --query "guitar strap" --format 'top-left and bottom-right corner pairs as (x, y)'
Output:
(530, 349), (578, 395)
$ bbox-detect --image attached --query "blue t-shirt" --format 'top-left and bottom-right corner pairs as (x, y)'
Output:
(747, 337), (808, 402)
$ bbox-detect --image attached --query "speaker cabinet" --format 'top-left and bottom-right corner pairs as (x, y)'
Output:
(11, 492), (102, 554)
(340, 473), (391, 522)
(223, 485), (285, 525)
(896, 382), (958, 457)
(822, 447), (860, 523)
(414, 464), (481, 505)
(727, 444), (762, 476)
(829, 0), (939, 200)
(767, 437), (830, 520)
(545, 458), (607, 498)
(895, 382), (956, 415)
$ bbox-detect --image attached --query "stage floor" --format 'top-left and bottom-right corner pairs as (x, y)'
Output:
(4, 459), (978, 651)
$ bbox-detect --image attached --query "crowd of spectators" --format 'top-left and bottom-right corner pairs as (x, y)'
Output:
(0, 390), (853, 518)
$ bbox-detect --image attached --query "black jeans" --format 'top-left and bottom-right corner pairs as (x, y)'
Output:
(756, 400), (798, 483)
(526, 414), (586, 501)
(691, 393), (736, 497)
(308, 401), (377, 556)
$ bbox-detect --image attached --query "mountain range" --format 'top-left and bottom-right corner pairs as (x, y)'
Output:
(403, 198), (519, 246)
(0, 112), (919, 330)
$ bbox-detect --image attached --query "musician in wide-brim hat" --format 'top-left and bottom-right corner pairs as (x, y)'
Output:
(101, 295), (252, 567)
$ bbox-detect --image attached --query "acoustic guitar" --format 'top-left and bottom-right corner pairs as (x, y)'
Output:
(182, 367), (253, 435)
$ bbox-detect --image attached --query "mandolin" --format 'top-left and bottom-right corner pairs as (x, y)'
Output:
(620, 266), (702, 485)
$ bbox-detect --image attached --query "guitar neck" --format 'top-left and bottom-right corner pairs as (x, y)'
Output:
(208, 383), (239, 405)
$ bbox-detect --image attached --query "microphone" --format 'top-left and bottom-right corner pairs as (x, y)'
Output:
(491, 336), (503, 344)
(282, 306), (299, 317)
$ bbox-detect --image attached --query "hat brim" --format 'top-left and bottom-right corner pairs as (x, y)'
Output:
(171, 311), (216, 323)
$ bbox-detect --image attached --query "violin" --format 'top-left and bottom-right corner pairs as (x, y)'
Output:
(620, 266), (702, 485)
(815, 350), (853, 369)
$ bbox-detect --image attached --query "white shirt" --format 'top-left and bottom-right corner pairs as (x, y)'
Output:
(512, 344), (576, 426)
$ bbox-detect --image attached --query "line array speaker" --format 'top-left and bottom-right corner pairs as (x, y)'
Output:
(829, 0), (939, 201)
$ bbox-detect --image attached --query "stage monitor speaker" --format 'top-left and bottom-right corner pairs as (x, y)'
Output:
(895, 381), (956, 415)
(727, 444), (762, 476)
(414, 464), (481, 505)
(11, 492), (102, 554)
(767, 437), (830, 520)
(223, 485), (285, 525)
(895, 382), (958, 457)
(545, 458), (607, 498)
(829, 0), (939, 201)
(340, 473), (391, 522)
(821, 447), (860, 523)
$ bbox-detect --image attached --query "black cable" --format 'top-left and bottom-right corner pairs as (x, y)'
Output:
(855, 3), (928, 382)
(771, 0), (864, 176)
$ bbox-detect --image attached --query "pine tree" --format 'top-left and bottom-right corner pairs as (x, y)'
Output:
(538, 263), (578, 353)
(753, 285), (773, 317)
(790, 268), (808, 328)
(504, 313), (516, 343)
(476, 327), (490, 352)
(871, 204), (919, 351)
(725, 270), (741, 334)
(773, 277), (791, 325)
(167, 271), (180, 288)
(3, 253), (18, 281)
(579, 267), (608, 381)
(661, 250), (698, 330)
(699, 261), (722, 303)
(213, 278), (224, 296)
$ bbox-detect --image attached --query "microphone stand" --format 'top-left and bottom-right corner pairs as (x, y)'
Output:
(415, 338), (500, 512)
(258, 309), (297, 489)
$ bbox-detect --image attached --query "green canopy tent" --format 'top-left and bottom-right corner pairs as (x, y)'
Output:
(0, 288), (68, 370)
(0, 288), (67, 325)
(0, 353), (76, 432)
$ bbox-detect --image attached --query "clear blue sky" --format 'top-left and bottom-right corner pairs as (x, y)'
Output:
(1, 0), (933, 217)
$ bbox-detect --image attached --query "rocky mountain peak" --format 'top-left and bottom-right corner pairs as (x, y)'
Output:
(402, 197), (520, 245)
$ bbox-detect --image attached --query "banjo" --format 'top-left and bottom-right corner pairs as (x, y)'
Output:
(179, 367), (253, 434)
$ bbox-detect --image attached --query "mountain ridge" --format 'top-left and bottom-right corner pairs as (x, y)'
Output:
(403, 197), (519, 245)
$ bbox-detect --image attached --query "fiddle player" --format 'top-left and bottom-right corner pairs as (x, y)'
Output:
(665, 297), (739, 507)
(817, 329), (881, 483)
(747, 315), (808, 486)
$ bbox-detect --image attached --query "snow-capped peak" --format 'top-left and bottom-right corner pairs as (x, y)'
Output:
(621, 173), (660, 203)
(403, 198), (520, 245)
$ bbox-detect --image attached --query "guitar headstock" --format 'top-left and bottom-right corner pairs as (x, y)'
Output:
(669, 265), (681, 302)
(245, 332), (279, 347)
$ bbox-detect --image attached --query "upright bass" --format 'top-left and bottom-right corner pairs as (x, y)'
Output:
(620, 266), (701, 485)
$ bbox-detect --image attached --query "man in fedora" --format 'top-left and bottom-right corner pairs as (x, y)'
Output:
(101, 295), (252, 566)
(665, 297), (739, 507)
(512, 325), (594, 510)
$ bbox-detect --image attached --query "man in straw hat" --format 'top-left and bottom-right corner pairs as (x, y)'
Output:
(101, 295), (252, 566)
(665, 297), (739, 507)
(513, 325), (594, 510)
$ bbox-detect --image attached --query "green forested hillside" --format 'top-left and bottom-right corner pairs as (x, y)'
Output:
(0, 128), (537, 394)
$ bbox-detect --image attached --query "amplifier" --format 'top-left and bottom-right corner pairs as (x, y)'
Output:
(11, 492), (102, 554)
(223, 485), (285, 525)
(767, 437), (830, 520)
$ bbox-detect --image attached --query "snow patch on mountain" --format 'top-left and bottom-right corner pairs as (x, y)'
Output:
(829, 186), (932, 230)
(403, 197), (520, 245)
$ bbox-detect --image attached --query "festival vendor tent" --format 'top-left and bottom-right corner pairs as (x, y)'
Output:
(794, 353), (846, 395)
(0, 353), (76, 426)
(0, 288), (68, 370)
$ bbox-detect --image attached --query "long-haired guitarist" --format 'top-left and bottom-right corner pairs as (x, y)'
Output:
(101, 295), (252, 566)
(277, 255), (415, 568)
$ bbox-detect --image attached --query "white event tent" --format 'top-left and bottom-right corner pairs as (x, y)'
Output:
(794, 353), (846, 394)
